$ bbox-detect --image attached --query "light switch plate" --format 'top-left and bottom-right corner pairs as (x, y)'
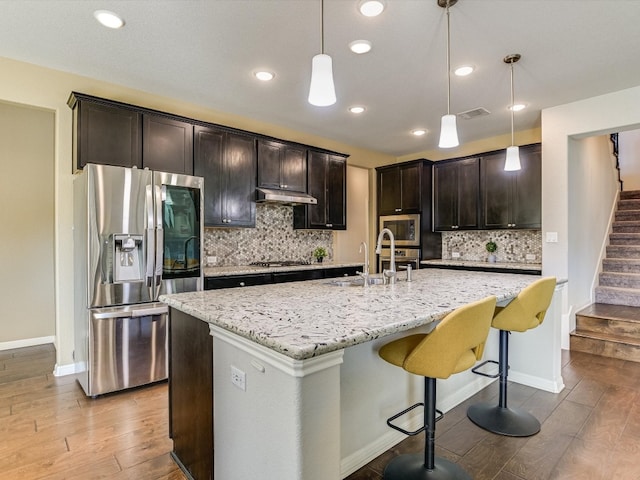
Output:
(526, 254), (536, 261)
(451, 252), (461, 258)
(546, 232), (558, 243)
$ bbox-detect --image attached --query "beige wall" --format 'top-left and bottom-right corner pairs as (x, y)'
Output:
(0, 101), (55, 345)
(334, 165), (369, 264)
(619, 129), (640, 190)
(0, 56), (394, 372)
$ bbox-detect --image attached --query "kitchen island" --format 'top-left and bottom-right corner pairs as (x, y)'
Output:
(161, 269), (565, 480)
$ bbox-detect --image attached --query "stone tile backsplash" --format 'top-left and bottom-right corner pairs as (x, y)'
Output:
(441, 230), (542, 263)
(203, 203), (333, 266)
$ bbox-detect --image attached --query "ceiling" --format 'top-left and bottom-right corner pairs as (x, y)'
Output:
(2, 0), (640, 157)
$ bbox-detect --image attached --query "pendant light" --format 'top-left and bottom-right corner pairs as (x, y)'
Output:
(438, 0), (459, 148)
(504, 54), (522, 171)
(308, 0), (336, 106)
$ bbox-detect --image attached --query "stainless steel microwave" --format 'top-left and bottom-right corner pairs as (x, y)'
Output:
(378, 214), (420, 247)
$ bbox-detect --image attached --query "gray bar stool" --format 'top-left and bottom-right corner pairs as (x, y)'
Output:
(467, 276), (556, 437)
(378, 295), (497, 480)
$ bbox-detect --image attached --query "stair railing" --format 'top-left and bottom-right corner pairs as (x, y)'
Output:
(610, 133), (623, 191)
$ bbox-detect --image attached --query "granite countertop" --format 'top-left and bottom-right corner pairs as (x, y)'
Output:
(161, 269), (541, 361)
(204, 261), (363, 277)
(421, 259), (542, 271)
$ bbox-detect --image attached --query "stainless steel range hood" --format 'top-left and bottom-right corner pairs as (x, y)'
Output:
(255, 187), (318, 205)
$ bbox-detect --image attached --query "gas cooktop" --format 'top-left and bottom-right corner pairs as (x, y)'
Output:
(249, 260), (312, 267)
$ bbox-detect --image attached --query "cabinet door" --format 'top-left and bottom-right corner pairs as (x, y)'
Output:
(378, 167), (401, 215)
(433, 162), (457, 230)
(76, 99), (142, 170)
(281, 145), (307, 192)
(194, 126), (225, 226)
(306, 150), (328, 228)
(400, 164), (421, 213)
(257, 139), (282, 190)
(326, 155), (346, 229)
(143, 114), (194, 175)
(456, 158), (480, 229)
(223, 132), (256, 227)
(482, 153), (512, 229)
(513, 145), (541, 228)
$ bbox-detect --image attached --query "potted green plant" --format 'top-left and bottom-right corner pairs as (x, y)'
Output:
(485, 240), (498, 263)
(313, 246), (328, 263)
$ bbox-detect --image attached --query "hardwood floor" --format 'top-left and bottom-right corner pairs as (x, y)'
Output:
(1, 344), (639, 479)
(347, 349), (640, 480)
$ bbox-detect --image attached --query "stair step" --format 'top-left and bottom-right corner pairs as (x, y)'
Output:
(620, 190), (640, 200)
(602, 258), (640, 273)
(570, 331), (640, 363)
(595, 286), (640, 307)
(615, 210), (640, 222)
(599, 272), (640, 289)
(606, 245), (640, 259)
(618, 199), (640, 211)
(609, 232), (640, 245)
(575, 303), (640, 336)
(612, 221), (640, 233)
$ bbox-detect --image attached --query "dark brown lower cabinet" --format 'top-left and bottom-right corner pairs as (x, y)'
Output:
(169, 308), (213, 480)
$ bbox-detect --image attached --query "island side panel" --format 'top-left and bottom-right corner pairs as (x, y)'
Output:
(211, 325), (344, 480)
(169, 307), (214, 480)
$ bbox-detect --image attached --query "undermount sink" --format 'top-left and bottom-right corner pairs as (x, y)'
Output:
(327, 276), (385, 287)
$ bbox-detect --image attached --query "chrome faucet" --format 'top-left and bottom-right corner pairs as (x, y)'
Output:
(375, 228), (396, 284)
(357, 241), (370, 286)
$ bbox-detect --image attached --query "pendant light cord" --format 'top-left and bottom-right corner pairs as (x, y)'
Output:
(446, 1), (451, 115)
(321, 0), (325, 54)
(510, 60), (515, 145)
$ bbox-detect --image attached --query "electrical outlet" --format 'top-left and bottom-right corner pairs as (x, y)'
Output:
(451, 252), (461, 258)
(207, 256), (217, 266)
(231, 366), (246, 391)
(526, 254), (536, 261)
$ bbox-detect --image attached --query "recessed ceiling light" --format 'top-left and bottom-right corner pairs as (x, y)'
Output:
(454, 65), (474, 77)
(509, 103), (526, 112)
(93, 10), (125, 29)
(411, 129), (427, 136)
(254, 71), (275, 81)
(358, 0), (385, 17)
(349, 40), (372, 55)
(349, 106), (366, 114)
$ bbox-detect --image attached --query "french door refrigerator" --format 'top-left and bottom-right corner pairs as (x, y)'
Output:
(74, 163), (204, 396)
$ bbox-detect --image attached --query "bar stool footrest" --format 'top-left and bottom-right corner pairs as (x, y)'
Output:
(471, 359), (505, 378)
(386, 402), (443, 436)
(383, 452), (472, 480)
(467, 402), (540, 437)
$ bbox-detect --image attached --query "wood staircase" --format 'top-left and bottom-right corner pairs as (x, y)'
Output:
(570, 190), (640, 362)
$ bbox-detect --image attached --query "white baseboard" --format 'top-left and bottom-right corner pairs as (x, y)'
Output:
(54, 362), (80, 377)
(0, 335), (55, 351)
(509, 370), (564, 394)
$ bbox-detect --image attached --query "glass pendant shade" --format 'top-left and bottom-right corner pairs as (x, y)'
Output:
(504, 145), (521, 171)
(438, 114), (459, 148)
(308, 54), (336, 107)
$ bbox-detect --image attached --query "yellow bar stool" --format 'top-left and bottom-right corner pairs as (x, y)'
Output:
(378, 295), (497, 480)
(466, 276), (557, 437)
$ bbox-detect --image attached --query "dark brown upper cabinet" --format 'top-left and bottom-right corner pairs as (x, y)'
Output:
(377, 162), (421, 215)
(68, 93), (142, 171)
(294, 150), (347, 230)
(194, 125), (256, 228)
(257, 139), (307, 192)
(481, 144), (541, 229)
(433, 157), (480, 231)
(142, 114), (194, 175)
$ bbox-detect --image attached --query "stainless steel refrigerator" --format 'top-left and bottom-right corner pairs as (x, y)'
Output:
(74, 163), (204, 396)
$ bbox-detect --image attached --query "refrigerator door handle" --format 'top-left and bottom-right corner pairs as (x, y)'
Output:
(154, 184), (164, 295)
(131, 304), (168, 318)
(145, 184), (155, 289)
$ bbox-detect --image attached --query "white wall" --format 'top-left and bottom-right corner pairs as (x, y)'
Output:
(566, 135), (618, 333)
(619, 130), (640, 190)
(334, 165), (369, 263)
(542, 84), (640, 338)
(0, 101), (55, 347)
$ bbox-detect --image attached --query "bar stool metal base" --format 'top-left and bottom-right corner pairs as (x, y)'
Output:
(383, 453), (472, 480)
(467, 402), (540, 437)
